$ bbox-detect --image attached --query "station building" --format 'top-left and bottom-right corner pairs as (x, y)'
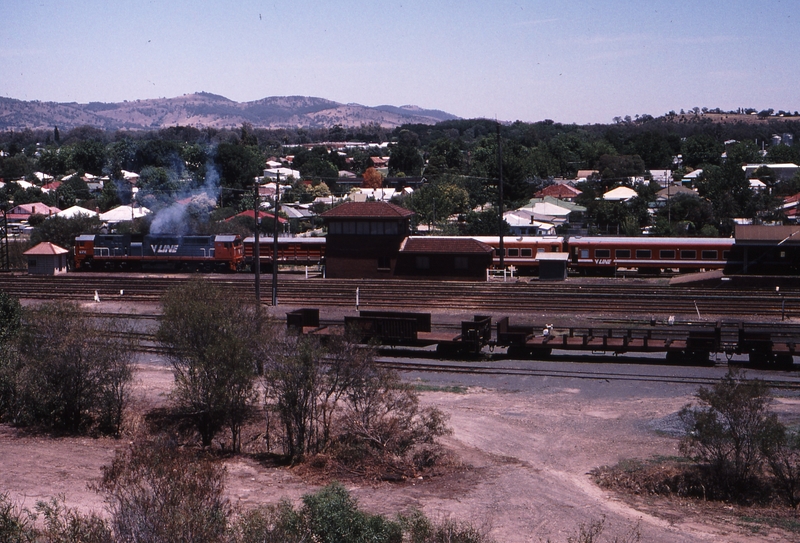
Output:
(320, 201), (493, 280)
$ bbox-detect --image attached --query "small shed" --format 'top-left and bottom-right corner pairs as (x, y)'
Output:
(536, 252), (570, 281)
(23, 242), (70, 275)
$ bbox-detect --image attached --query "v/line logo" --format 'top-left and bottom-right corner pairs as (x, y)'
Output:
(151, 244), (179, 254)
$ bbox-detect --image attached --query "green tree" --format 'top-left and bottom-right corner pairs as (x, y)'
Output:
(30, 214), (103, 259)
(681, 134), (723, 168)
(679, 369), (783, 496)
(14, 301), (136, 435)
(66, 139), (107, 175)
(157, 280), (263, 450)
(214, 143), (264, 208)
(406, 179), (470, 231)
(388, 130), (423, 176)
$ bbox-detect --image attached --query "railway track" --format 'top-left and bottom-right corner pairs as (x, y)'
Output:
(2, 273), (798, 318)
(375, 358), (800, 390)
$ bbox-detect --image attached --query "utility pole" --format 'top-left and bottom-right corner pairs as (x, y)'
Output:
(253, 178), (261, 305)
(497, 122), (504, 269)
(272, 173), (280, 306)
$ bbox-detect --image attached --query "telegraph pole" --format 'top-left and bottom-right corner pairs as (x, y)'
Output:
(272, 173), (280, 306)
(497, 122), (505, 269)
(253, 178), (261, 304)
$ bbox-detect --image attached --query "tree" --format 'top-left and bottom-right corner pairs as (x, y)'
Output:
(66, 139), (107, 175)
(13, 301), (136, 435)
(388, 130), (423, 176)
(362, 167), (384, 189)
(98, 437), (230, 543)
(0, 293), (22, 422)
(681, 134), (723, 168)
(214, 143), (264, 208)
(405, 179), (470, 230)
(30, 214), (104, 258)
(157, 280), (264, 450)
(679, 369), (783, 496)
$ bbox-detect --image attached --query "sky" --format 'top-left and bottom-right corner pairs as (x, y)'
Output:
(1, 0), (798, 125)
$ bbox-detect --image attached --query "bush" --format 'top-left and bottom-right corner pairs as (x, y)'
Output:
(10, 301), (135, 435)
(679, 368), (783, 498)
(0, 493), (112, 543)
(157, 280), (267, 451)
(97, 437), (230, 543)
(263, 331), (451, 475)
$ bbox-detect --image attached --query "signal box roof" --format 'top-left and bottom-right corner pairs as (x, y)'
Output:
(23, 242), (69, 255)
(320, 201), (414, 219)
(401, 236), (493, 255)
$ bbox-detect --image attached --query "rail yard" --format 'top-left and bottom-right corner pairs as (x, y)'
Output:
(6, 271), (800, 372)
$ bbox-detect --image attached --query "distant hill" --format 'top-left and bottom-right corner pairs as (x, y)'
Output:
(0, 93), (460, 132)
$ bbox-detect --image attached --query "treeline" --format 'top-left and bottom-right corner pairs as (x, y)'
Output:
(3, 114), (800, 240)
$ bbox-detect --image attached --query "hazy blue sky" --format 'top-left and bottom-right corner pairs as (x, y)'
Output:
(2, 0), (798, 124)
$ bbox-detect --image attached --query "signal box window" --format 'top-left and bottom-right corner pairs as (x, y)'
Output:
(595, 249), (611, 258)
(636, 249), (651, 258)
(415, 256), (430, 270)
(660, 250), (676, 259)
(615, 249), (631, 258)
(454, 256), (468, 270)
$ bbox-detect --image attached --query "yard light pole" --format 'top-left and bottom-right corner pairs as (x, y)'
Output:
(497, 122), (504, 269)
(272, 172), (280, 306)
(253, 177), (261, 305)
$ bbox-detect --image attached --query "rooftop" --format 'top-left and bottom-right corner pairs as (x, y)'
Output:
(320, 201), (414, 219)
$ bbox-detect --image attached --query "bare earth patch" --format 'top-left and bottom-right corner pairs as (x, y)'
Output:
(2, 360), (798, 542)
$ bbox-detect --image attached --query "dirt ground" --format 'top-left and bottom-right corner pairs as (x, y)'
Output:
(3, 299), (800, 542)
(3, 356), (800, 543)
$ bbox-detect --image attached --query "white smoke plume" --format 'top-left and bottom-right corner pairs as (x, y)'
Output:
(148, 156), (221, 235)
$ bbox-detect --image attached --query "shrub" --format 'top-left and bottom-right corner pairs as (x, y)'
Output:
(97, 437), (230, 543)
(157, 280), (267, 450)
(679, 368), (783, 497)
(12, 301), (136, 435)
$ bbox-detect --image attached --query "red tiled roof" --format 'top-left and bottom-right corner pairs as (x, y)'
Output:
(23, 242), (69, 255)
(226, 209), (287, 223)
(534, 184), (582, 198)
(321, 201), (414, 219)
(400, 237), (494, 255)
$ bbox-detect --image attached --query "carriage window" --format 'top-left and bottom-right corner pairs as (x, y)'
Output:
(615, 249), (631, 258)
(595, 249), (611, 258)
(680, 250), (696, 259)
(722, 250), (730, 259)
(580, 249), (589, 258)
(635, 249), (651, 258)
(701, 250), (717, 259)
(495, 248), (504, 257)
(521, 248), (532, 257)
(660, 250), (676, 259)
(507, 248), (519, 257)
